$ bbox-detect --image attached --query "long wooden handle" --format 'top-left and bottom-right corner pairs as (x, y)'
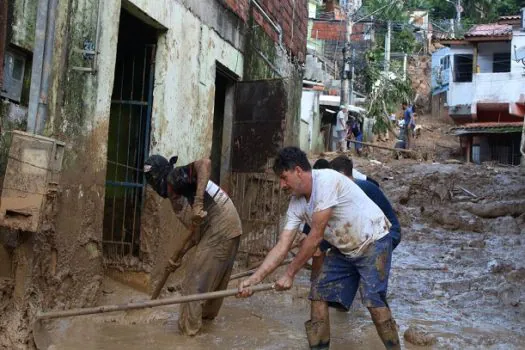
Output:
(37, 283), (275, 321)
(151, 234), (196, 300)
(229, 258), (293, 281)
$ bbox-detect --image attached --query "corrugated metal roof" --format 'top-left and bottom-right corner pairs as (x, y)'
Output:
(465, 24), (512, 38)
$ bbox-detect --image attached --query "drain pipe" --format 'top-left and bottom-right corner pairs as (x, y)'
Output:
(27, 0), (50, 134)
(33, 0), (59, 135)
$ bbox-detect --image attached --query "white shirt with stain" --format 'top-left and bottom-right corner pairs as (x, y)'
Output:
(284, 169), (390, 257)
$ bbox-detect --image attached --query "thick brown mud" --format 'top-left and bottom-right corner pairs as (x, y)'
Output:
(13, 161), (525, 349)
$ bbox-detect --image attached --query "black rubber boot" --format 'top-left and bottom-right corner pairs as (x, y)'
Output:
(305, 319), (330, 350)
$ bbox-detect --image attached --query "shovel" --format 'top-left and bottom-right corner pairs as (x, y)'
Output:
(33, 283), (276, 349)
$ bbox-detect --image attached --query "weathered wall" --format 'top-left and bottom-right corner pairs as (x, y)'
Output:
(123, 0), (246, 286)
(300, 89), (324, 154)
(224, 0), (308, 61)
(9, 0), (37, 51)
(1, 1), (308, 344)
(1, 0), (112, 346)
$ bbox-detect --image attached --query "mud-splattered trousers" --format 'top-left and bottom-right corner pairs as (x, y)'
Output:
(309, 234), (393, 310)
(178, 191), (242, 336)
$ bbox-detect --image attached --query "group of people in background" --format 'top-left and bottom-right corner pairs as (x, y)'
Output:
(333, 102), (416, 153)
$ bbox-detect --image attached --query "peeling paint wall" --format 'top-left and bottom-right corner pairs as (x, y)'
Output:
(132, 0), (245, 163)
(122, 0), (245, 286)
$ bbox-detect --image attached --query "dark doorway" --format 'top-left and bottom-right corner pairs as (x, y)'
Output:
(103, 9), (158, 260)
(211, 65), (236, 185)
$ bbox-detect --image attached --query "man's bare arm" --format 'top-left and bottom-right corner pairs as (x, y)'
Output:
(192, 158), (211, 222)
(284, 208), (332, 279)
(237, 228), (297, 297)
(250, 229), (297, 283)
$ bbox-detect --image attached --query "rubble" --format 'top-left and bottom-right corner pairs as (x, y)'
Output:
(403, 325), (437, 346)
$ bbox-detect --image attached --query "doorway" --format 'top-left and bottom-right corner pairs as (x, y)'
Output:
(102, 9), (158, 260)
(211, 64), (236, 187)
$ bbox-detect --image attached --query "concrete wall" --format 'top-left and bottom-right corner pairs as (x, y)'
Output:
(472, 72), (525, 103)
(9, 0), (37, 51)
(300, 89), (324, 154)
(0, 0), (308, 345)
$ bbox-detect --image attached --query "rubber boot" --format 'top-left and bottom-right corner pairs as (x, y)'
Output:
(305, 319), (330, 350)
(373, 318), (401, 350)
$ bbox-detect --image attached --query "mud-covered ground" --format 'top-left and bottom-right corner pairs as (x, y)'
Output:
(10, 115), (525, 349)
(41, 157), (525, 350)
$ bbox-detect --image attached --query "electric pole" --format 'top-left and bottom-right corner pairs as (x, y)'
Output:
(349, 49), (355, 105)
(384, 20), (391, 72)
(456, 0), (461, 25)
(341, 9), (353, 106)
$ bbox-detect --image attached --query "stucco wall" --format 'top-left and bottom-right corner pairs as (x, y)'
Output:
(1, 6), (306, 344)
(477, 41), (511, 73)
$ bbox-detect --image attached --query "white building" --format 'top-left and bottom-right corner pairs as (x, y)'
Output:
(432, 13), (525, 165)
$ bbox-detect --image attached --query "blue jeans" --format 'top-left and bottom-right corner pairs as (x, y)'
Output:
(310, 234), (393, 310)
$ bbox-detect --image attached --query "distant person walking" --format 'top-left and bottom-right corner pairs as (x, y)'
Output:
(335, 105), (348, 152)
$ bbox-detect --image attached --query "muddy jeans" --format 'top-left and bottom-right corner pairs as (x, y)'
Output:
(179, 235), (240, 335)
(309, 234), (393, 310)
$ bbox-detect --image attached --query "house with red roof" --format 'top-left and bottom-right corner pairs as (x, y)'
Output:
(432, 12), (525, 165)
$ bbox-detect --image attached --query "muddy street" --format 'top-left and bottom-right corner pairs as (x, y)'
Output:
(37, 160), (525, 349)
(1, 0), (525, 347)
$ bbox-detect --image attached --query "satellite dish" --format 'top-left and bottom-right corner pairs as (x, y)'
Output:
(514, 45), (525, 61)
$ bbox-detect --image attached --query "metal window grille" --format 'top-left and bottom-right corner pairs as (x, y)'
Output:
(102, 44), (156, 261)
(1, 49), (26, 102)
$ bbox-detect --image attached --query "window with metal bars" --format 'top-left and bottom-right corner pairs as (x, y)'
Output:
(102, 10), (158, 260)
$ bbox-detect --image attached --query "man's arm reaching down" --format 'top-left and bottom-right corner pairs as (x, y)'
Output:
(275, 208), (332, 291)
(237, 228), (297, 297)
(192, 158), (211, 223)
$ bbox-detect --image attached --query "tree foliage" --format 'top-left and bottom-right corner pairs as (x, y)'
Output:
(363, 54), (413, 134)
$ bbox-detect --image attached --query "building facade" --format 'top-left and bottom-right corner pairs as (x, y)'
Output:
(432, 13), (525, 165)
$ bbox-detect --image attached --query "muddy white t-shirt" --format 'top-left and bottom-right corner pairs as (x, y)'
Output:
(284, 169), (390, 257)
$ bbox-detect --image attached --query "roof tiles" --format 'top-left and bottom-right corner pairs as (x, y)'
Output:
(465, 24), (512, 38)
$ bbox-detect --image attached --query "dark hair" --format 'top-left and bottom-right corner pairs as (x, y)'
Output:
(273, 147), (312, 175)
(313, 158), (330, 169)
(330, 155), (353, 177)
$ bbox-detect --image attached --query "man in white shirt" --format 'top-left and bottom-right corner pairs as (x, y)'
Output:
(237, 147), (400, 349)
(335, 105), (348, 152)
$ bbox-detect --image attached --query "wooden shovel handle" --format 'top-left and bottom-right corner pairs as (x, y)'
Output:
(37, 283), (275, 320)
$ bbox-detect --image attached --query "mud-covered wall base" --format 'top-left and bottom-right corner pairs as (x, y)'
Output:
(140, 189), (192, 293)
